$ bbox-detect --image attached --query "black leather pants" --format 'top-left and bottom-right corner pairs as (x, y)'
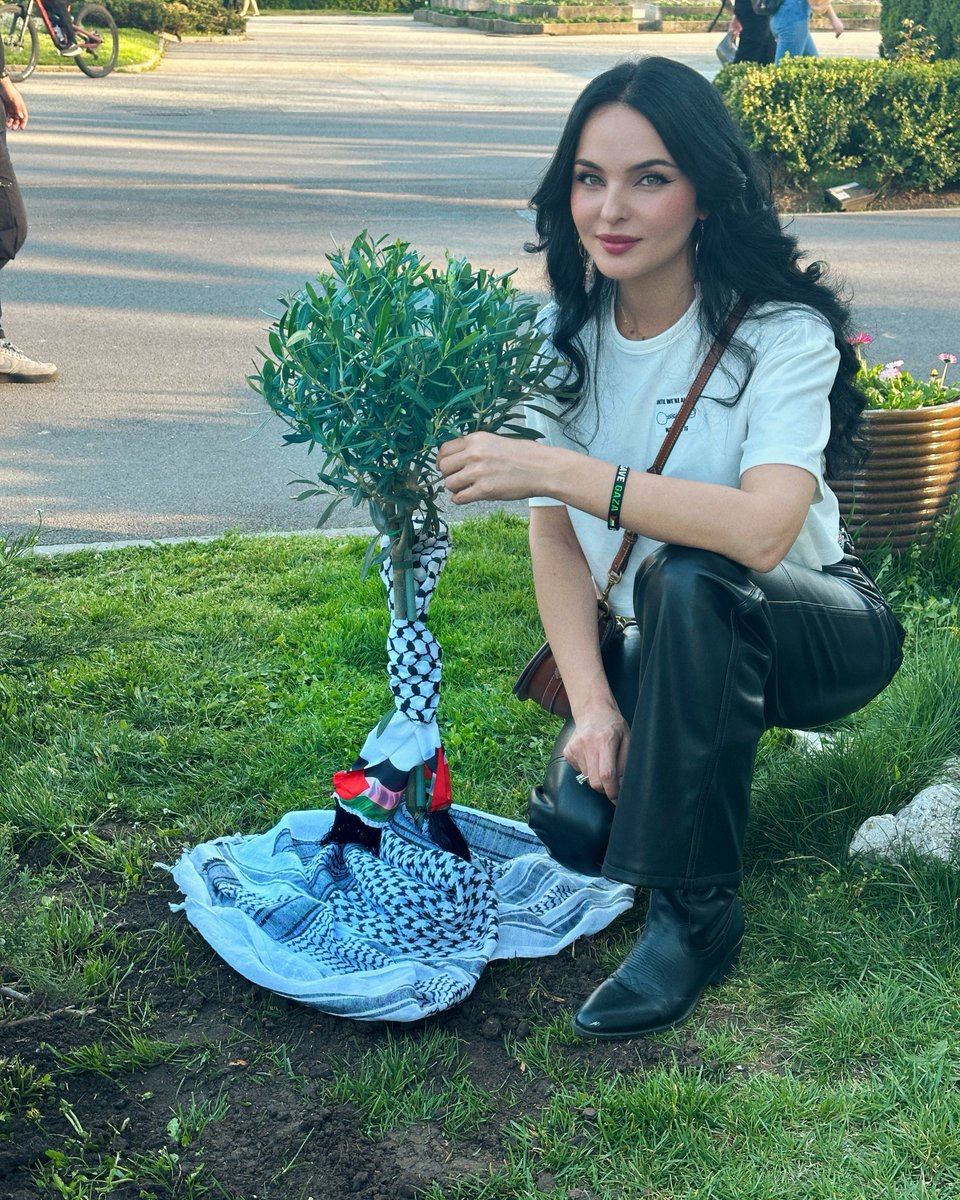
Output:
(596, 545), (905, 890)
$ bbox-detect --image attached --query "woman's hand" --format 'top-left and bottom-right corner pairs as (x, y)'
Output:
(437, 432), (545, 504)
(0, 79), (28, 131)
(528, 504), (629, 800)
(563, 701), (630, 803)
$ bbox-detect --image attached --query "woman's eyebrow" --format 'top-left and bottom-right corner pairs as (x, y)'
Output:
(574, 157), (677, 171)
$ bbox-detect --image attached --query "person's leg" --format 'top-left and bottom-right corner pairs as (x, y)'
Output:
(800, 26), (819, 56)
(0, 132), (57, 382)
(733, 0), (776, 64)
(603, 547), (903, 887)
(573, 545), (903, 1039)
(774, 17), (819, 61)
(0, 124), (27, 340)
(751, 553), (904, 731)
(573, 547), (769, 1038)
(736, 29), (777, 63)
(44, 0), (78, 51)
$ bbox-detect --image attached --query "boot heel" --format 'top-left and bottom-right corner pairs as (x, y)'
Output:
(709, 936), (743, 986)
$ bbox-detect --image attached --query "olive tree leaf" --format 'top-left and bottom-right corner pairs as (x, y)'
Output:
(253, 230), (565, 552)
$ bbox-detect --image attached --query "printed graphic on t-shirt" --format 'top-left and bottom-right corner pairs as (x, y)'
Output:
(655, 395), (702, 432)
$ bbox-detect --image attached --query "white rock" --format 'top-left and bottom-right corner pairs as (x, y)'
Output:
(850, 761), (960, 865)
(790, 729), (833, 754)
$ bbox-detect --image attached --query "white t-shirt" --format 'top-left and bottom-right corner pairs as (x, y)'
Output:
(526, 298), (843, 616)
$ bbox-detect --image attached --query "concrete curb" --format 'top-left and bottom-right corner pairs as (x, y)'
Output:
(31, 526), (379, 557)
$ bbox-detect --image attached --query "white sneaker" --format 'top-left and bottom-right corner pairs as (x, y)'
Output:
(60, 42), (83, 56)
(0, 340), (58, 382)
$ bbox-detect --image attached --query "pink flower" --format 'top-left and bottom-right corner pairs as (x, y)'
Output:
(848, 332), (873, 346)
(879, 362), (903, 380)
(939, 353), (958, 364)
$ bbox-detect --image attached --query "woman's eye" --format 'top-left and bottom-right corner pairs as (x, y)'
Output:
(575, 171), (603, 187)
(638, 173), (669, 187)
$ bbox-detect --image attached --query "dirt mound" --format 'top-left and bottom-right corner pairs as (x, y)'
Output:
(1, 879), (712, 1198)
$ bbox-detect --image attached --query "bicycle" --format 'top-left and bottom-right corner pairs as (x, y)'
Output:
(0, 0), (118, 81)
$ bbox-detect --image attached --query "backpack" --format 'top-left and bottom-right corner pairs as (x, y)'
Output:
(750, 0), (784, 14)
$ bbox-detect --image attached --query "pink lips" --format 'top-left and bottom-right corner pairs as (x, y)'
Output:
(596, 236), (640, 255)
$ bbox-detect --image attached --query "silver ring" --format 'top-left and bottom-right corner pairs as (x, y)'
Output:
(575, 772), (589, 785)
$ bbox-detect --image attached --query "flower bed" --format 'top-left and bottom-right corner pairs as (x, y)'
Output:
(429, 0), (629, 11)
(827, 338), (960, 549)
(416, 0), (635, 30)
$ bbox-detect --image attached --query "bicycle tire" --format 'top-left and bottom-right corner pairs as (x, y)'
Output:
(0, 4), (39, 82)
(72, 1), (117, 78)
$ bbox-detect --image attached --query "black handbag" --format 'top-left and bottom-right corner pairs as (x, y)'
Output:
(528, 623), (641, 876)
(525, 298), (750, 876)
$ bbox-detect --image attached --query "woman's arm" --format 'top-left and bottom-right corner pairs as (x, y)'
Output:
(538, 454), (816, 574)
(810, 0), (843, 34)
(0, 76), (28, 131)
(438, 434), (816, 574)
(528, 504), (630, 800)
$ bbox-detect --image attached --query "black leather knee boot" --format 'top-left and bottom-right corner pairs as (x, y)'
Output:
(572, 886), (744, 1040)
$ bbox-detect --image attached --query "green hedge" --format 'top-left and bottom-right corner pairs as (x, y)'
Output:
(110, 0), (415, 32)
(716, 57), (960, 190)
(880, 0), (959, 60)
(110, 0), (245, 34)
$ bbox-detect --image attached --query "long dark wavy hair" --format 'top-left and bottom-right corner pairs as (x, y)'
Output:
(527, 56), (865, 476)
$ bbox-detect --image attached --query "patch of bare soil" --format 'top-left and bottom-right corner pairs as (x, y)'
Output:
(0, 874), (714, 1200)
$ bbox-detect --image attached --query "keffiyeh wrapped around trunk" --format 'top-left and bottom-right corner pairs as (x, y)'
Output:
(330, 522), (455, 839)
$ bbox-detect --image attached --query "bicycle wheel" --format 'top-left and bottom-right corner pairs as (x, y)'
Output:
(0, 4), (39, 82)
(72, 2), (117, 78)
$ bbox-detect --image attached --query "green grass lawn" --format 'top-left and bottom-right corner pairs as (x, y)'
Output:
(1, 508), (959, 1197)
(4, 27), (163, 74)
(116, 28), (165, 72)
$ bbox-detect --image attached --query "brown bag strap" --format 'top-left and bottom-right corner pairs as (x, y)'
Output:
(647, 294), (751, 476)
(598, 295), (751, 605)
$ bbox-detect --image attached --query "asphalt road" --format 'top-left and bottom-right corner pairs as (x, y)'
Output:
(2, 17), (957, 547)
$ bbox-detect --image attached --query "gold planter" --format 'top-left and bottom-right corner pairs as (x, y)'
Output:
(828, 398), (960, 551)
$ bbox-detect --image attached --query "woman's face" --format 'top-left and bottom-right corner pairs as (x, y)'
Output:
(570, 102), (706, 296)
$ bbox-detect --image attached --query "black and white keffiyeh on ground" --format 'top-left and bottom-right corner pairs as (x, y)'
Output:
(168, 805), (634, 1022)
(168, 519), (633, 1021)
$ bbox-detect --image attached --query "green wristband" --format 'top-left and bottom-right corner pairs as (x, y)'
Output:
(607, 464), (630, 531)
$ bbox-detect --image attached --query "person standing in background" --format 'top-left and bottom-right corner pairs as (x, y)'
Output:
(730, 0), (777, 64)
(0, 50), (58, 382)
(770, 0), (843, 63)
